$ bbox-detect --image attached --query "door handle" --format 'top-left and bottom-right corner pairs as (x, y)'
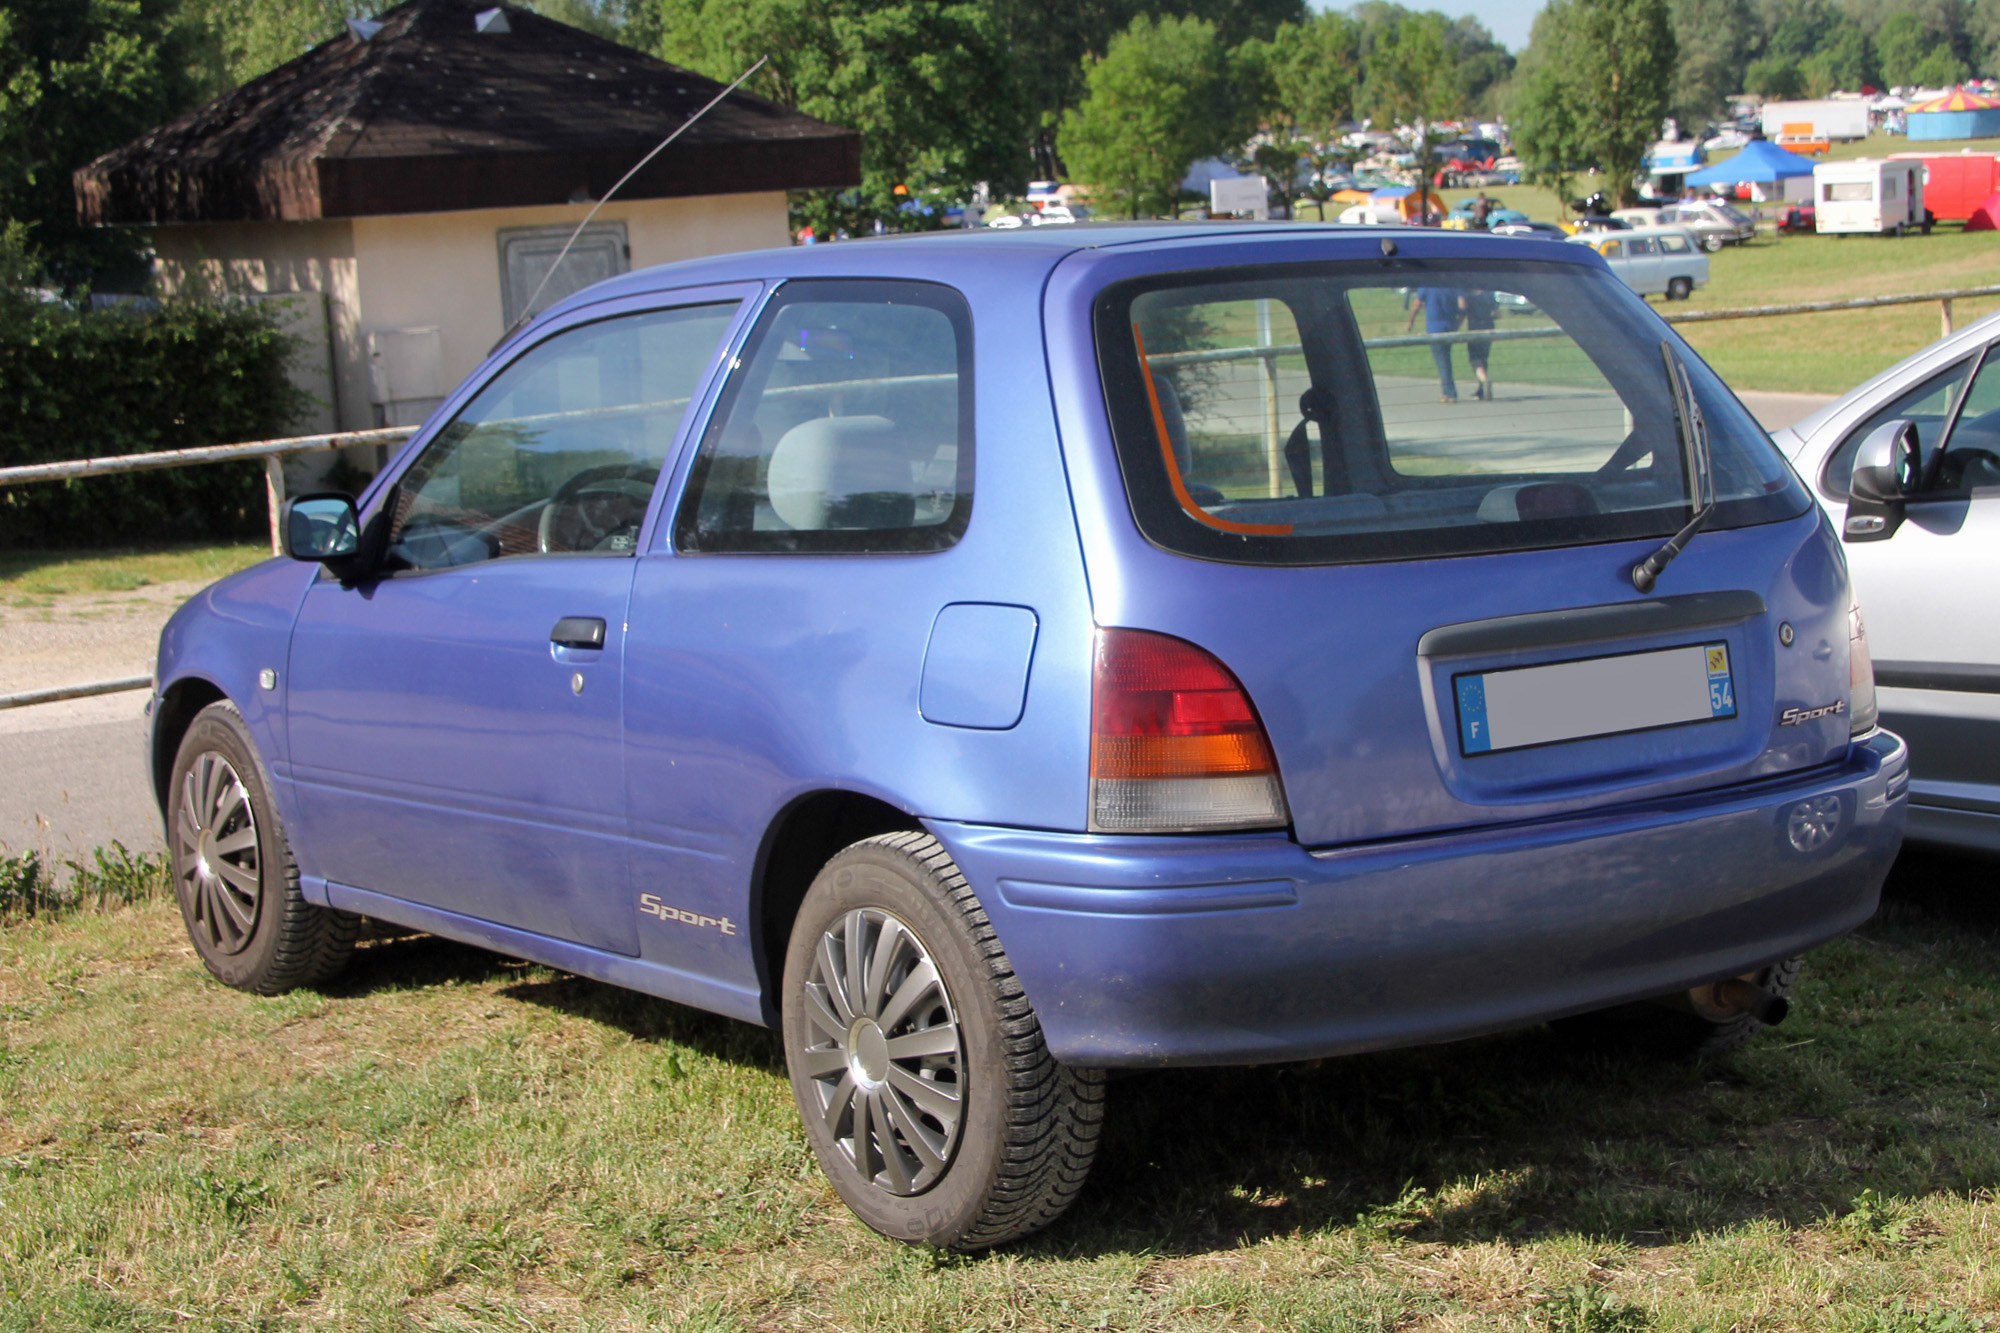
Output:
(550, 616), (606, 649)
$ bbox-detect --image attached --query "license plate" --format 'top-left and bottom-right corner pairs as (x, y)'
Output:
(1455, 641), (1737, 756)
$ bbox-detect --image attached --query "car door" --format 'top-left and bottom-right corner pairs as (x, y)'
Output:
(284, 290), (749, 953)
(1623, 235), (1663, 294)
(620, 279), (983, 997)
(1830, 344), (2000, 836)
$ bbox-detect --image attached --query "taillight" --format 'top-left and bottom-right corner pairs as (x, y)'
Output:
(1849, 603), (1878, 735)
(1089, 628), (1290, 833)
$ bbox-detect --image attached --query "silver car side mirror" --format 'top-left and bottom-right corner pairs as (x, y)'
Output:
(1845, 419), (1922, 542)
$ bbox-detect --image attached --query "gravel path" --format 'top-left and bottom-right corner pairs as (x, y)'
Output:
(0, 580), (207, 696)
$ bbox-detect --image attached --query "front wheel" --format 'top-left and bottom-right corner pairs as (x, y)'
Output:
(781, 832), (1105, 1250)
(168, 701), (358, 993)
(1666, 277), (1693, 301)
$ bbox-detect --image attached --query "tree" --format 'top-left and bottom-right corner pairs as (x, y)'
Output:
(1516, 0), (1676, 207)
(968, 0), (1301, 181)
(0, 0), (214, 290)
(1235, 10), (1359, 217)
(1876, 10), (1935, 82)
(1909, 43), (1973, 83)
(1743, 54), (1805, 96)
(175, 0), (384, 91)
(1669, 0), (1755, 127)
(639, 0), (1027, 234)
(1798, 22), (1877, 94)
(1357, 9), (1463, 222)
(1512, 63), (1589, 214)
(1058, 14), (1247, 218)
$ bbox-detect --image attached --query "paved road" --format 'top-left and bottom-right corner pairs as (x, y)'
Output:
(0, 690), (161, 862)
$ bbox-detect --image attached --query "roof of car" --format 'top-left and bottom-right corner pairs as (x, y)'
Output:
(522, 221), (1605, 344)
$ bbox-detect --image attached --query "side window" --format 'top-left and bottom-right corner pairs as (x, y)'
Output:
(1599, 240), (1624, 258)
(1933, 351), (2000, 492)
(1659, 233), (1691, 255)
(1627, 237), (1658, 257)
(1822, 355), (1977, 499)
(675, 280), (973, 553)
(387, 302), (737, 570)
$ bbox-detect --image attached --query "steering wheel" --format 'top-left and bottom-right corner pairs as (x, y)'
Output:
(538, 463), (658, 554)
(1939, 447), (2000, 490)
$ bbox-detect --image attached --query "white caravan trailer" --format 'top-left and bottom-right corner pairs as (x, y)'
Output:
(1813, 159), (1926, 235)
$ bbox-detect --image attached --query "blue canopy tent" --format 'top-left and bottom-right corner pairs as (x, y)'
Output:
(1682, 140), (1816, 202)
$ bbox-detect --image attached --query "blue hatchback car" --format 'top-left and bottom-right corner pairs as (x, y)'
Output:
(152, 224), (1908, 1250)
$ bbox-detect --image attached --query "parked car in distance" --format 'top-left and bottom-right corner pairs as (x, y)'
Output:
(1770, 306), (2000, 855)
(1611, 206), (1667, 228)
(1491, 219), (1569, 239)
(1660, 199), (1758, 250)
(152, 223), (1906, 1253)
(1562, 215), (1632, 235)
(1569, 225), (1710, 300)
(1777, 202), (1817, 234)
(1338, 201), (1406, 224)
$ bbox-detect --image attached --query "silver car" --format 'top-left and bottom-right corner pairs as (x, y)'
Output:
(1773, 308), (2000, 855)
(1660, 201), (1758, 251)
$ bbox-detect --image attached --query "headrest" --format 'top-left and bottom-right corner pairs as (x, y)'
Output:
(767, 415), (922, 530)
(1478, 482), (1602, 523)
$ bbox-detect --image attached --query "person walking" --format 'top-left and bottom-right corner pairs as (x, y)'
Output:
(1463, 288), (1497, 400)
(1407, 287), (1463, 402)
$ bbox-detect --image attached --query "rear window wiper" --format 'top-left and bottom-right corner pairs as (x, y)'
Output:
(1631, 342), (1716, 593)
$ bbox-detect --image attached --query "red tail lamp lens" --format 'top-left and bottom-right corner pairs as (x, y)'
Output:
(1090, 629), (1289, 832)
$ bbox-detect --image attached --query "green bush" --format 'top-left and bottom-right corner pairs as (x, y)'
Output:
(0, 232), (306, 548)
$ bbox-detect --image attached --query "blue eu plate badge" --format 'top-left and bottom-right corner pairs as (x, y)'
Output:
(1457, 640), (1738, 756)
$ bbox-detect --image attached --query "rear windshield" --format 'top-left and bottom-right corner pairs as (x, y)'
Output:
(1093, 258), (1809, 566)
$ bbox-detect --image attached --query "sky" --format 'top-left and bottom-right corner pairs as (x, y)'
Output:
(1314, 0), (1544, 52)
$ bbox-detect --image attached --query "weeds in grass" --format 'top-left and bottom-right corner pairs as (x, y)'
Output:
(0, 840), (168, 921)
(1538, 1283), (1651, 1332)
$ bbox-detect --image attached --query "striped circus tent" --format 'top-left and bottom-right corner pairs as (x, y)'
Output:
(1908, 87), (2000, 140)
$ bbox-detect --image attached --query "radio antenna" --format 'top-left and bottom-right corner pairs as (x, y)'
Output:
(505, 53), (771, 340)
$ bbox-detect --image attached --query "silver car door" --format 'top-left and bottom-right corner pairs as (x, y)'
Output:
(1841, 346), (2000, 845)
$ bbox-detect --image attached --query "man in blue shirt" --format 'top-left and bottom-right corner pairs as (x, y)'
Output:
(1407, 287), (1463, 402)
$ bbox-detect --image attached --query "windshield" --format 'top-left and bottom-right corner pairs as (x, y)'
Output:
(1094, 258), (1808, 566)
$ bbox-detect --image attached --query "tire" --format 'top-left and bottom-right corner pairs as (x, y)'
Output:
(781, 831), (1105, 1250)
(168, 701), (358, 994)
(1702, 234), (1723, 252)
(1554, 957), (1801, 1063)
(1667, 277), (1692, 301)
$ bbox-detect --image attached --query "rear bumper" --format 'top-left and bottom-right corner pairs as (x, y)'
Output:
(930, 731), (1907, 1067)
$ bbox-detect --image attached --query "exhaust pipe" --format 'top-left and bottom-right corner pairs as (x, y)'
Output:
(1708, 977), (1789, 1026)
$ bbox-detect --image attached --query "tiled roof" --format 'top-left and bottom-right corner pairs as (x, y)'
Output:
(75, 0), (859, 224)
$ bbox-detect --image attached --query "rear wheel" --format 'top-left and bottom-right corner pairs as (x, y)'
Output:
(1702, 234), (1723, 252)
(168, 701), (357, 993)
(781, 832), (1104, 1250)
(1554, 957), (1801, 1062)
(1666, 277), (1693, 301)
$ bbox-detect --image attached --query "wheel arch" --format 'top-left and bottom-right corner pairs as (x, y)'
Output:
(151, 676), (228, 816)
(749, 789), (923, 1024)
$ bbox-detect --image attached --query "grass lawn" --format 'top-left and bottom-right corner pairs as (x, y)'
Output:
(3, 856), (1997, 1330)
(0, 543), (271, 599)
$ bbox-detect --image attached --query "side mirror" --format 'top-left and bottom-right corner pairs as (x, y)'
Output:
(282, 493), (360, 561)
(1844, 419), (1921, 543)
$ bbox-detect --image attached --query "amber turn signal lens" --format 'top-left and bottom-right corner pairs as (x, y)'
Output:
(1089, 628), (1289, 833)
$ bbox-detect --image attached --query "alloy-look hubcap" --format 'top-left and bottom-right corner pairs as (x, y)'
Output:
(799, 907), (963, 1195)
(176, 751), (263, 955)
